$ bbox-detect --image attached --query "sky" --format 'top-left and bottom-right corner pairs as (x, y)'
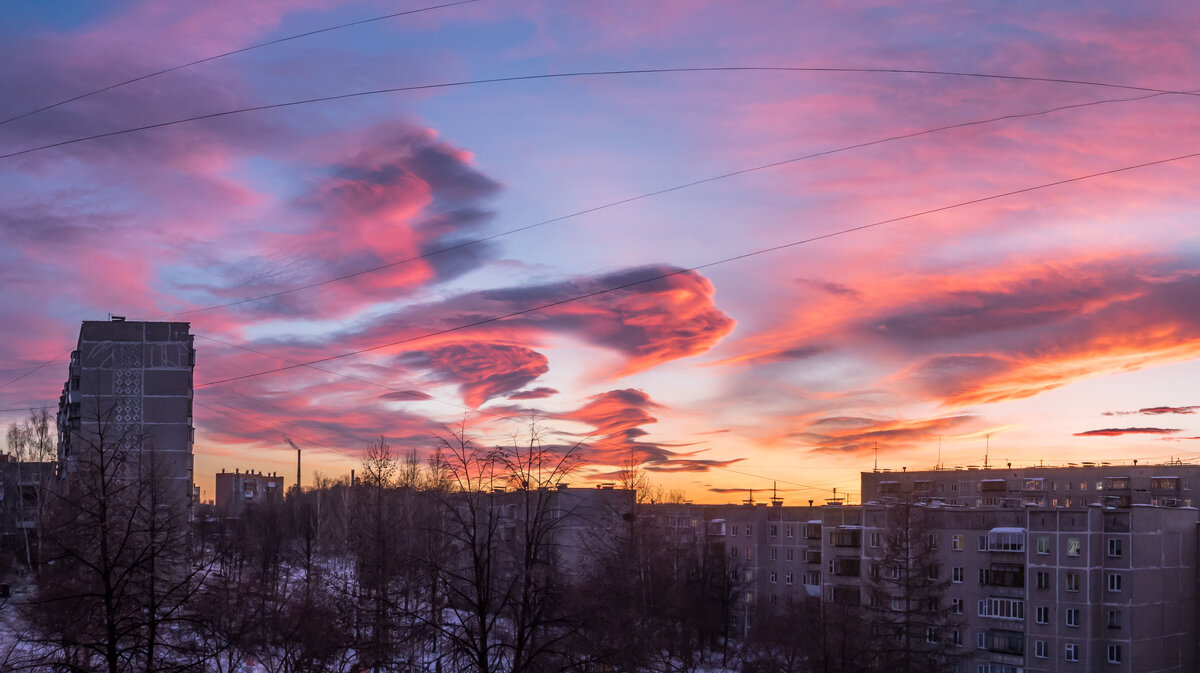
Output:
(3, 0), (1200, 505)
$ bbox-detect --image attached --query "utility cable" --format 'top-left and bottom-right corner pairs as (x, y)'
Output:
(155, 86), (1191, 320)
(192, 147), (1200, 390)
(5, 66), (1199, 161)
(0, 0), (482, 126)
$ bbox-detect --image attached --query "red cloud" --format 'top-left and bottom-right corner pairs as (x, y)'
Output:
(803, 415), (977, 454)
(399, 342), (549, 408)
(1074, 427), (1181, 437)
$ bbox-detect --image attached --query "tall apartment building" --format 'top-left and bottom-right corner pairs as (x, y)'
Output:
(648, 465), (1200, 671)
(56, 318), (195, 504)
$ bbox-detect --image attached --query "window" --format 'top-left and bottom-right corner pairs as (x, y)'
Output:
(1107, 573), (1122, 592)
(979, 597), (1025, 620)
(952, 629), (962, 646)
(731, 526), (737, 537)
(786, 549), (794, 562)
(1036, 571), (1050, 589)
(978, 535), (988, 551)
(1035, 606), (1049, 623)
(1107, 610), (1122, 629)
(1066, 572), (1080, 592)
(1034, 640), (1047, 658)
(746, 546), (753, 560)
(769, 571), (777, 584)
(1036, 536), (1050, 554)
(870, 532), (880, 548)
(1096, 481), (1104, 491)
(928, 533), (939, 550)
(1107, 477), (1129, 490)
(987, 530), (1025, 551)
(1107, 644), (1122, 664)
(785, 525), (793, 538)
(927, 564), (940, 580)
(746, 525), (752, 536)
(1066, 537), (1081, 556)
(925, 627), (938, 644)
(977, 632), (986, 649)
(952, 598), (963, 614)
(770, 548), (778, 560)
(1066, 643), (1079, 661)
(952, 567), (964, 583)
(770, 525), (778, 537)
(731, 547), (738, 559)
(1108, 538), (1123, 557)
(1066, 608), (1080, 627)
(952, 534), (962, 550)
(785, 572), (793, 585)
(1080, 482), (1087, 491)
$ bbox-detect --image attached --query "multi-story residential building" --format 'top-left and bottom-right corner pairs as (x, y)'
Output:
(56, 318), (196, 505)
(215, 468), (285, 517)
(861, 463), (1200, 509)
(646, 465), (1200, 671)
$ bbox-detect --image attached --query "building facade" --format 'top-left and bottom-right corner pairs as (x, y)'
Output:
(215, 468), (285, 517)
(56, 318), (195, 505)
(646, 466), (1200, 671)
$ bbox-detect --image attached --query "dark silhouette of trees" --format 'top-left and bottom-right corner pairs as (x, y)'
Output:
(862, 503), (962, 673)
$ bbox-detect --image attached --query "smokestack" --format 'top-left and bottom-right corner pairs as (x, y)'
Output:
(285, 437), (300, 492)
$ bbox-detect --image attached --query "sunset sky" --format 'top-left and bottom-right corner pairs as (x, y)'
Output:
(4, 1), (1200, 504)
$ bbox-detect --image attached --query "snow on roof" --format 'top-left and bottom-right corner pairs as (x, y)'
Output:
(1151, 476), (1180, 479)
(981, 478), (1007, 483)
(988, 527), (1025, 534)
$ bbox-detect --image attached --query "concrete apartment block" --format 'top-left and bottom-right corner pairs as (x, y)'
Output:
(57, 318), (195, 506)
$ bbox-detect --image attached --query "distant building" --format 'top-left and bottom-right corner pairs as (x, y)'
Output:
(215, 469), (285, 516)
(643, 465), (1200, 670)
(56, 318), (195, 505)
(0, 453), (55, 558)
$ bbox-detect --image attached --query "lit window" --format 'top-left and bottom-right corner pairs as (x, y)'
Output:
(746, 546), (753, 560)
(1107, 644), (1122, 664)
(1066, 643), (1079, 661)
(1066, 608), (1080, 627)
(1107, 573), (1122, 592)
(952, 534), (963, 551)
(1066, 537), (1080, 556)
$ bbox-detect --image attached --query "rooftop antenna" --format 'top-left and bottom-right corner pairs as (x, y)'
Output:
(874, 441), (879, 472)
(984, 433), (990, 469)
(937, 436), (942, 470)
(285, 437), (300, 493)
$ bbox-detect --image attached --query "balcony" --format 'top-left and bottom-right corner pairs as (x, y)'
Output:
(982, 563), (1024, 589)
(985, 630), (1024, 656)
(831, 558), (861, 577)
(829, 529), (861, 548)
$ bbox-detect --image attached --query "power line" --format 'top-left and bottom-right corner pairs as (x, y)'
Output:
(192, 332), (526, 423)
(0, 0), (482, 127)
(6, 66), (1198, 161)
(192, 148), (1200, 390)
(155, 86), (1188, 320)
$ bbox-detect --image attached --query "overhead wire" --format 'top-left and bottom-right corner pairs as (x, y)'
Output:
(5, 66), (1200, 161)
(0, 0), (483, 126)
(191, 147), (1200, 390)
(153, 86), (1194, 320)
